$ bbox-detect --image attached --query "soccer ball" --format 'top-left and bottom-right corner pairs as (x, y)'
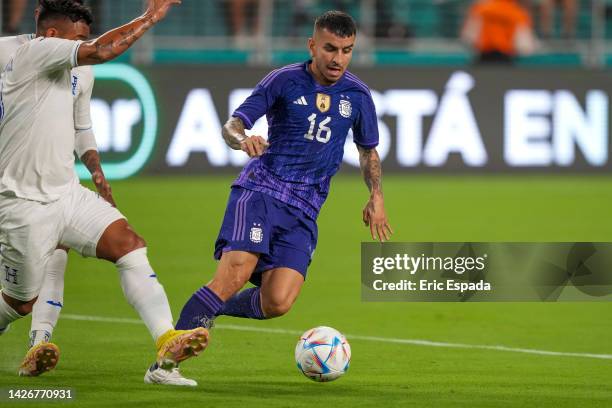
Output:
(295, 326), (351, 382)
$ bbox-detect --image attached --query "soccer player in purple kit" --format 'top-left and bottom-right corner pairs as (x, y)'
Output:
(174, 10), (392, 339)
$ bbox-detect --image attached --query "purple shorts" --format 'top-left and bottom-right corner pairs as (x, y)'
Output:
(214, 187), (318, 286)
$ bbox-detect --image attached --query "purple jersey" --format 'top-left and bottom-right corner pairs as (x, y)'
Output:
(232, 61), (379, 220)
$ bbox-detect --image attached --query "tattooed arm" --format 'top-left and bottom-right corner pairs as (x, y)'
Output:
(77, 0), (180, 66)
(358, 146), (392, 242)
(81, 150), (116, 207)
(222, 116), (269, 157)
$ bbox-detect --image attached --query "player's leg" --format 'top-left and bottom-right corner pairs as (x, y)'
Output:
(145, 249), (258, 385)
(216, 266), (304, 320)
(259, 267), (304, 318)
(95, 219), (177, 340)
(175, 187), (270, 329)
(216, 194), (315, 320)
(0, 293), (35, 333)
(6, 291), (60, 378)
(28, 246), (68, 347)
(100, 220), (209, 368)
(175, 250), (259, 329)
(19, 246), (69, 377)
(0, 197), (62, 377)
(61, 185), (207, 370)
(0, 197), (60, 335)
(144, 249), (258, 384)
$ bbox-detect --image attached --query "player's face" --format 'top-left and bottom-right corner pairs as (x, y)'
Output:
(308, 28), (355, 86)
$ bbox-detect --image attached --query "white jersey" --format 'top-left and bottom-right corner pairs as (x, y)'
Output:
(0, 34), (96, 154)
(0, 37), (83, 202)
(0, 35), (94, 129)
(0, 34), (34, 70)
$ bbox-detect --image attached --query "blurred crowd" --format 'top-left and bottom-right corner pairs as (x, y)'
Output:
(2, 0), (609, 64)
(2, 0), (27, 35)
(2, 0), (102, 34)
(461, 0), (588, 64)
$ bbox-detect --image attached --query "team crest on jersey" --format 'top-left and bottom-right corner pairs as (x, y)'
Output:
(316, 93), (331, 113)
(250, 224), (263, 244)
(339, 99), (352, 118)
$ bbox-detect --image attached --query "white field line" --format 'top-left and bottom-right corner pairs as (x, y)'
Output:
(61, 313), (612, 361)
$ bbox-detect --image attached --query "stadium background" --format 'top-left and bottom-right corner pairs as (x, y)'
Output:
(1, 1), (611, 407)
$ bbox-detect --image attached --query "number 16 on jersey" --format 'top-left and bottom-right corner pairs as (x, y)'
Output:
(304, 114), (332, 143)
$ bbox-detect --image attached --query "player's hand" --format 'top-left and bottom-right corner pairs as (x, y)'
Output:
(240, 135), (269, 158)
(145, 0), (181, 24)
(92, 170), (117, 207)
(363, 192), (393, 242)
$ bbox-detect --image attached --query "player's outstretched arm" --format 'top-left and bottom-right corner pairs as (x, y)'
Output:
(77, 0), (180, 66)
(358, 146), (393, 242)
(80, 150), (116, 207)
(222, 116), (269, 157)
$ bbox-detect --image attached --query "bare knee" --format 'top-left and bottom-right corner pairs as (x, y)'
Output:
(209, 252), (258, 301)
(261, 294), (294, 318)
(108, 233), (145, 261)
(226, 254), (252, 273)
(97, 220), (146, 262)
(216, 254), (253, 287)
(259, 268), (303, 318)
(14, 301), (35, 315)
(117, 233), (146, 256)
(2, 293), (36, 316)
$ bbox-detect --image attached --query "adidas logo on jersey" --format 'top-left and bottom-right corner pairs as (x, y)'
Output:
(293, 96), (308, 106)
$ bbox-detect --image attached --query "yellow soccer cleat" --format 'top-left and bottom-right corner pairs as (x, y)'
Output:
(156, 328), (209, 370)
(19, 342), (60, 377)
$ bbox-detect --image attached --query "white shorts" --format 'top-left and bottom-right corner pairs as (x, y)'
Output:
(0, 183), (124, 301)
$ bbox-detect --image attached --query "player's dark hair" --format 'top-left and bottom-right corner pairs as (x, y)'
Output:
(38, 0), (84, 4)
(37, 0), (93, 29)
(314, 11), (357, 38)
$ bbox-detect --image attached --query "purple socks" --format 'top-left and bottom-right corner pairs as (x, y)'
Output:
(217, 287), (265, 320)
(176, 286), (266, 330)
(175, 286), (224, 330)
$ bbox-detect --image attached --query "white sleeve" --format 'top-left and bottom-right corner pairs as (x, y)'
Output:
(75, 128), (97, 158)
(24, 37), (81, 72)
(74, 71), (97, 157)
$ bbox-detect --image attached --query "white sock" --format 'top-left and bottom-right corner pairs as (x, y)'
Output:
(116, 248), (173, 341)
(30, 249), (67, 346)
(0, 290), (23, 335)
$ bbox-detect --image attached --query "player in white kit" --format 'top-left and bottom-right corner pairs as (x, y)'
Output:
(0, 1), (198, 386)
(0, 29), (105, 372)
(0, 0), (209, 381)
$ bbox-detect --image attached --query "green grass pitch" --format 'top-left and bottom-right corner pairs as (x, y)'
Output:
(0, 175), (611, 407)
